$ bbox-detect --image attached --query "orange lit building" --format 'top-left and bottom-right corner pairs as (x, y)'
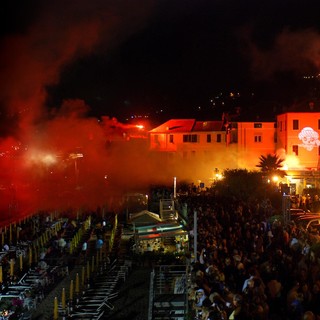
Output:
(149, 113), (320, 193)
(149, 119), (236, 185)
(149, 119), (276, 170)
(276, 112), (320, 193)
(237, 121), (276, 169)
(149, 119), (235, 153)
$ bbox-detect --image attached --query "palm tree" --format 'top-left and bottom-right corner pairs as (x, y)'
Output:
(256, 153), (286, 178)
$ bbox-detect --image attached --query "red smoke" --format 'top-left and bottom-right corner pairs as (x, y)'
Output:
(0, 1), (160, 223)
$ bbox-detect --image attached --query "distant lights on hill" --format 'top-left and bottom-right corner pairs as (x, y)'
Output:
(125, 114), (150, 121)
(229, 92), (241, 98)
(130, 114), (149, 119)
(303, 74), (320, 79)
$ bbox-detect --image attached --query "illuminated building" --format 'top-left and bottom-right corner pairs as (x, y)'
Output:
(149, 119), (275, 169)
(149, 112), (320, 194)
(277, 112), (320, 194)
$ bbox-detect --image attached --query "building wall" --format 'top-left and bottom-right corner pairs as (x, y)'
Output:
(148, 114), (320, 190)
(237, 122), (276, 169)
(149, 131), (229, 156)
(149, 122), (277, 170)
(276, 112), (320, 169)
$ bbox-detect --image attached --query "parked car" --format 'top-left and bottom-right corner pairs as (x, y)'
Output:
(306, 218), (320, 230)
(294, 214), (320, 228)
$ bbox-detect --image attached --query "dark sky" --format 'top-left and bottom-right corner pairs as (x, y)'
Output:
(2, 0), (320, 124)
(2, 0), (320, 216)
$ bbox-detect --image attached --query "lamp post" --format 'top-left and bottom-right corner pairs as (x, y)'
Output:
(69, 152), (83, 188)
(193, 210), (197, 262)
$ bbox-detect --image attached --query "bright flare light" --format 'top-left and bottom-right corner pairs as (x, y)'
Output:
(215, 173), (223, 180)
(42, 154), (56, 165)
(283, 155), (301, 169)
(27, 149), (57, 166)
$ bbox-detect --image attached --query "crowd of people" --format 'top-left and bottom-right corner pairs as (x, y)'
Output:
(180, 194), (320, 320)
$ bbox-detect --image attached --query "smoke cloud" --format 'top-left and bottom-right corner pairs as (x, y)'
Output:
(0, 1), (161, 221)
(241, 27), (320, 80)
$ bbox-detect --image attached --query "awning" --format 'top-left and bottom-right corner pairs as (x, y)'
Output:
(135, 222), (187, 240)
(129, 210), (162, 225)
(137, 229), (188, 240)
(136, 222), (182, 233)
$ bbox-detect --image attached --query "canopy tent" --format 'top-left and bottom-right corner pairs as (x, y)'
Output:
(129, 209), (188, 244)
(129, 210), (162, 226)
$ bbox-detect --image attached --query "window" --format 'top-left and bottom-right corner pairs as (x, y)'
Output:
(318, 119), (320, 130)
(279, 121), (282, 132)
(293, 119), (299, 130)
(254, 123), (262, 128)
(319, 146), (320, 156)
(207, 134), (211, 143)
(183, 134), (198, 143)
(254, 135), (262, 143)
(293, 145), (298, 156)
(169, 135), (174, 143)
(216, 134), (221, 143)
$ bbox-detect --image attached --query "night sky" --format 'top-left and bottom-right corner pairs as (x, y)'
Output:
(1, 0), (320, 217)
(2, 0), (320, 124)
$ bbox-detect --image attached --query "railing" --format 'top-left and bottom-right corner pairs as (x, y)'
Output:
(150, 264), (188, 320)
(148, 269), (155, 320)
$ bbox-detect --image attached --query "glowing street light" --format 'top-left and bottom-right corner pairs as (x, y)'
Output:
(213, 168), (223, 182)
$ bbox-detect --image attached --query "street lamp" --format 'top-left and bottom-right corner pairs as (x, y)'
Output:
(69, 152), (83, 187)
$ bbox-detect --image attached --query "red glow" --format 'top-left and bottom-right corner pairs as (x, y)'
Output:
(0, 107), (177, 223)
(0, 1), (176, 224)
